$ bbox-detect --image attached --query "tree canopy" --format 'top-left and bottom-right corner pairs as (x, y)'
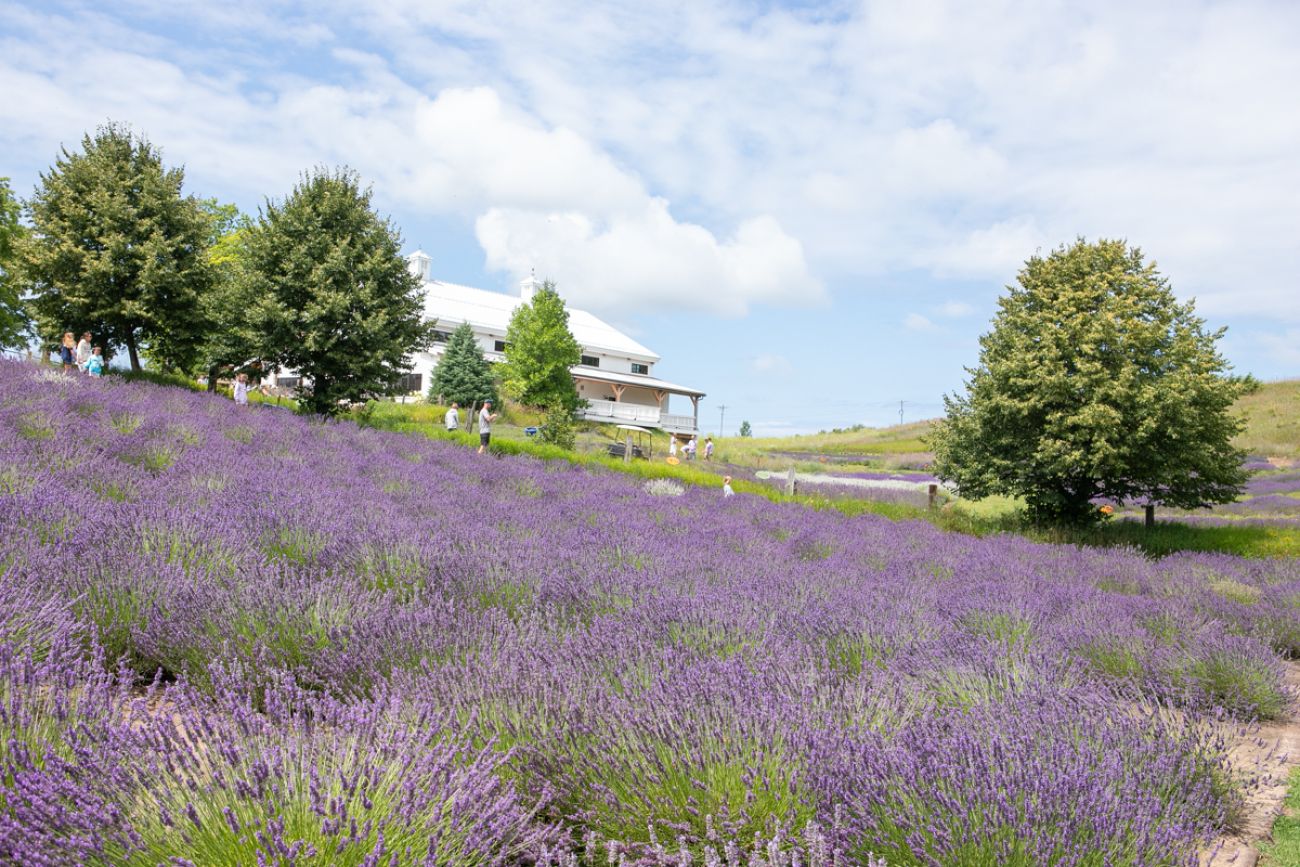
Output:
(429, 322), (496, 408)
(195, 200), (262, 390)
(0, 178), (30, 351)
(930, 238), (1253, 524)
(245, 167), (431, 416)
(21, 124), (212, 371)
(500, 281), (581, 412)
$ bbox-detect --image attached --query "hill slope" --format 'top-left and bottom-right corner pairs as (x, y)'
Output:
(733, 378), (1300, 462)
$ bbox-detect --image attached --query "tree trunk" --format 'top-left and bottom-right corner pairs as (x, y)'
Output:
(1145, 505), (1155, 529)
(207, 364), (220, 393)
(124, 331), (142, 373)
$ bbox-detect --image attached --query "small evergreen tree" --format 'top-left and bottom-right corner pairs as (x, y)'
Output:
(429, 322), (496, 407)
(930, 238), (1254, 525)
(738, 420), (753, 437)
(500, 280), (581, 412)
(0, 178), (30, 350)
(21, 124), (213, 371)
(245, 168), (432, 416)
(539, 405), (578, 449)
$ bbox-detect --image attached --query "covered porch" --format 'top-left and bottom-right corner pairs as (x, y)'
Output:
(571, 368), (705, 435)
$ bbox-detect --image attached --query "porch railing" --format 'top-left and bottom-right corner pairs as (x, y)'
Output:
(581, 398), (661, 425)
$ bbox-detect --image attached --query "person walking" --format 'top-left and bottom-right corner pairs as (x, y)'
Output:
(684, 437), (697, 461)
(477, 400), (498, 454)
(75, 333), (92, 372)
(722, 475), (735, 497)
(232, 372), (251, 406)
(58, 333), (76, 372)
(704, 436), (714, 461)
(445, 402), (460, 432)
(84, 346), (105, 378)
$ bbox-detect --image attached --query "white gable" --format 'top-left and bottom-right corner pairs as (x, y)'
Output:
(420, 278), (660, 363)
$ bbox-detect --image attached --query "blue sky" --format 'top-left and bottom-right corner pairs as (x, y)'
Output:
(3, 0), (1298, 435)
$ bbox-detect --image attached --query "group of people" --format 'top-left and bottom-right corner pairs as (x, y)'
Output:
(58, 332), (104, 377)
(443, 400), (498, 455)
(669, 434), (713, 461)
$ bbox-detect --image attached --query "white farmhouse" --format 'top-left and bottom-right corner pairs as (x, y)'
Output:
(405, 251), (705, 436)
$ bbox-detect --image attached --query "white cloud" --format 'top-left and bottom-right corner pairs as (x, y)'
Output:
(3, 0), (1299, 328)
(935, 301), (974, 318)
(904, 313), (937, 331)
(750, 354), (792, 377)
(0, 20), (820, 319)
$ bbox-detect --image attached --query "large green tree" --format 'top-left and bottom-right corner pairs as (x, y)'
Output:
(429, 322), (496, 407)
(22, 124), (213, 371)
(0, 178), (30, 350)
(246, 168), (432, 416)
(196, 200), (262, 391)
(930, 238), (1253, 525)
(500, 281), (582, 448)
(500, 281), (581, 410)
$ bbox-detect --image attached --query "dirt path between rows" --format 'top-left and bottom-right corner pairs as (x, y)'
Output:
(1199, 660), (1300, 867)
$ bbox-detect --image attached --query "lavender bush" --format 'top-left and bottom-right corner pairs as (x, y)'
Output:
(2, 361), (1298, 864)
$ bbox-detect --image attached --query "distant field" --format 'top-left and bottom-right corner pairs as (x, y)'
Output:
(1233, 378), (1300, 459)
(720, 377), (1300, 464)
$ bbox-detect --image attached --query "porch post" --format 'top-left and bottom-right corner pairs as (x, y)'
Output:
(610, 383), (626, 402)
(653, 389), (667, 409)
(690, 395), (700, 432)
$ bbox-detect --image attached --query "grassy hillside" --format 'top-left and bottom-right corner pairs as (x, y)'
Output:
(1233, 378), (1300, 459)
(721, 377), (1300, 464)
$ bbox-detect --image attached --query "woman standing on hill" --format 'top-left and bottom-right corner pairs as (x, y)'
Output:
(58, 333), (76, 372)
(75, 333), (92, 371)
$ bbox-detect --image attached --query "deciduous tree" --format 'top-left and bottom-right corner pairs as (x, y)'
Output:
(245, 168), (431, 416)
(738, 420), (753, 438)
(500, 281), (581, 413)
(196, 200), (262, 391)
(930, 238), (1254, 524)
(21, 124), (212, 371)
(0, 178), (30, 351)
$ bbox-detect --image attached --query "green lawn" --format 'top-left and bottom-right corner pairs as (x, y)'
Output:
(359, 399), (1300, 559)
(1261, 768), (1300, 866)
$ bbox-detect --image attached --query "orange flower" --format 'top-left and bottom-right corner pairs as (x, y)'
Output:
(1099, 505), (1114, 516)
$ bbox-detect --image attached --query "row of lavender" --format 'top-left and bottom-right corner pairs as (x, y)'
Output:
(2, 362), (1298, 865)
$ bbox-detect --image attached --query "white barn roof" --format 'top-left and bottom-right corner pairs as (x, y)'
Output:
(421, 278), (660, 362)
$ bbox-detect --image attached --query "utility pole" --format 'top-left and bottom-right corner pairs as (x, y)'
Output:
(718, 404), (728, 437)
(899, 400), (905, 426)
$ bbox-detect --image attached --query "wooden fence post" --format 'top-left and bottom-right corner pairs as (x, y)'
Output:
(1145, 505), (1155, 529)
(928, 484), (938, 510)
(624, 433), (632, 464)
(785, 467), (796, 496)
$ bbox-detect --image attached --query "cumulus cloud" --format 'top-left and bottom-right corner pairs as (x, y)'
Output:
(3, 0), (1299, 327)
(0, 17), (820, 319)
(903, 313), (937, 331)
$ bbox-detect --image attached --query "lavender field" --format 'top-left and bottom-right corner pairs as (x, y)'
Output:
(2, 362), (1299, 865)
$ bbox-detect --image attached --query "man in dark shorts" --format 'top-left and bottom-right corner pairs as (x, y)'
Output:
(478, 400), (498, 454)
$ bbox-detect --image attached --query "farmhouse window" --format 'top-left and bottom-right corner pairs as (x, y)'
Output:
(631, 362), (649, 375)
(580, 355), (600, 367)
(394, 373), (423, 394)
(494, 340), (508, 352)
